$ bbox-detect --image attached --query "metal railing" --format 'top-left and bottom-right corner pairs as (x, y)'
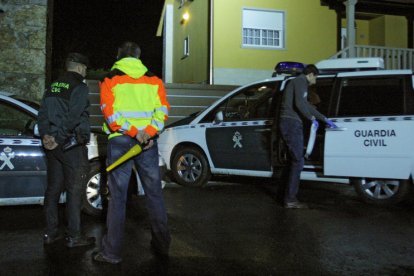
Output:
(330, 45), (414, 70)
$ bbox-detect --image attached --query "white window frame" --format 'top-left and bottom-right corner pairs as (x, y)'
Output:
(242, 8), (285, 49)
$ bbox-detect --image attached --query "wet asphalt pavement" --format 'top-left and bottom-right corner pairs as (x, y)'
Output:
(1, 179), (414, 276)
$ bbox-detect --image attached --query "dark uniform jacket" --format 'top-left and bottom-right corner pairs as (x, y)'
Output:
(280, 74), (326, 123)
(38, 71), (90, 145)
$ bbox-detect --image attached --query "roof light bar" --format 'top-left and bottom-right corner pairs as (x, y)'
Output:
(316, 58), (384, 73)
(272, 61), (305, 77)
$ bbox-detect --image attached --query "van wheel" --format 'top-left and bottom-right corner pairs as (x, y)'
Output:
(171, 146), (210, 187)
(352, 178), (411, 205)
(82, 161), (107, 216)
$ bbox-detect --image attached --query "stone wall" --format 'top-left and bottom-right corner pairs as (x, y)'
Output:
(0, 0), (48, 101)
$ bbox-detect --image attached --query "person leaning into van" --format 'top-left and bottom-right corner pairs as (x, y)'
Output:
(38, 53), (95, 247)
(279, 64), (336, 209)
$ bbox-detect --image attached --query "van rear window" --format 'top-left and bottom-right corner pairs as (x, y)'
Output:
(336, 76), (405, 117)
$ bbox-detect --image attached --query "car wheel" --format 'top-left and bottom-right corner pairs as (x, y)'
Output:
(82, 161), (107, 216)
(171, 146), (210, 187)
(352, 178), (411, 205)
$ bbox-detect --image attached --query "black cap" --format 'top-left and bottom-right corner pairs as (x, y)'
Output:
(66, 52), (89, 67)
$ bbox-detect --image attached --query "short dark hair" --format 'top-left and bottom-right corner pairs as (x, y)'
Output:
(303, 64), (319, 76)
(65, 52), (89, 67)
(117, 41), (141, 59)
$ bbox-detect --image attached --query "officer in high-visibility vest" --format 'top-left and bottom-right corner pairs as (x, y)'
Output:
(93, 42), (171, 264)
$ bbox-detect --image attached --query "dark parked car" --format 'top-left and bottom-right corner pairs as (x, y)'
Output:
(0, 91), (166, 216)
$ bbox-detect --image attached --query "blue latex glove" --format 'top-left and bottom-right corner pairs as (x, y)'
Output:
(312, 119), (319, 128)
(325, 119), (338, 129)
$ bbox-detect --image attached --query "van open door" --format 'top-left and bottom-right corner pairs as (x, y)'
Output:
(323, 73), (414, 180)
(324, 119), (413, 180)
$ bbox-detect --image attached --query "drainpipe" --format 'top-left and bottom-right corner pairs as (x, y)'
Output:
(345, 0), (357, 57)
(209, 0), (214, 84)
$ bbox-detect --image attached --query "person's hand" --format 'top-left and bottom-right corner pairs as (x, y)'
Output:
(142, 139), (154, 150)
(42, 135), (58, 150)
(136, 131), (151, 145)
(325, 119), (338, 129)
(312, 119), (319, 128)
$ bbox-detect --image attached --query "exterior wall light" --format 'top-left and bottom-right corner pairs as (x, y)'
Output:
(181, 12), (190, 24)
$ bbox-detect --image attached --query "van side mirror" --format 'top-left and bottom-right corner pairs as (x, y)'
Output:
(213, 111), (223, 124)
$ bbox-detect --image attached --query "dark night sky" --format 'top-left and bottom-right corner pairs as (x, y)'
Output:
(51, 0), (165, 79)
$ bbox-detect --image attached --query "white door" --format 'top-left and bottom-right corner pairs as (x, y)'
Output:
(324, 119), (414, 179)
(323, 73), (414, 180)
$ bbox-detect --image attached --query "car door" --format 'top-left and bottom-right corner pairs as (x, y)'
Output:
(205, 81), (279, 171)
(324, 73), (414, 179)
(0, 99), (47, 200)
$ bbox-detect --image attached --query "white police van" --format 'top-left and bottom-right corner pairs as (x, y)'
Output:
(158, 58), (414, 205)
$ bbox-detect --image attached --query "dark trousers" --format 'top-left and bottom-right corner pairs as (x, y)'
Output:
(102, 135), (171, 260)
(44, 145), (89, 238)
(279, 118), (304, 203)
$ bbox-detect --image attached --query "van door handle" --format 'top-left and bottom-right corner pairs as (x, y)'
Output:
(255, 128), (271, 132)
(325, 127), (347, 131)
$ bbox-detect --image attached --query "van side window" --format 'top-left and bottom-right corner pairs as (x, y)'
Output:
(225, 82), (278, 121)
(202, 81), (280, 122)
(311, 77), (335, 116)
(336, 76), (405, 117)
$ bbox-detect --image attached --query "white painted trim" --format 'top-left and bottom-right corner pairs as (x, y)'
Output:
(163, 4), (174, 83)
(213, 68), (273, 85)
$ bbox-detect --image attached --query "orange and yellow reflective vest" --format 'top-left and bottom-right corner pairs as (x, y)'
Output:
(100, 57), (170, 139)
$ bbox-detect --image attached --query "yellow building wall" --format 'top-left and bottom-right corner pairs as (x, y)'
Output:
(166, 0), (411, 85)
(172, 0), (209, 83)
(356, 20), (370, 45)
(213, 0), (337, 70)
(368, 15), (406, 47)
(384, 15), (407, 48)
(369, 16), (385, 46)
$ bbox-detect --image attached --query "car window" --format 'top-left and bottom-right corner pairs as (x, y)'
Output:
(336, 76), (406, 117)
(220, 82), (279, 121)
(0, 101), (36, 136)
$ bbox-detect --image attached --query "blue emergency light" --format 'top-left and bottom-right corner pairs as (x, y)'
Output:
(272, 61), (305, 77)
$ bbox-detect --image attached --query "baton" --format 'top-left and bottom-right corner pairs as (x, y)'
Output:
(106, 144), (142, 172)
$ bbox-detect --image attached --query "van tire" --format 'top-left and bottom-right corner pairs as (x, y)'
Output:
(171, 146), (211, 187)
(352, 178), (411, 205)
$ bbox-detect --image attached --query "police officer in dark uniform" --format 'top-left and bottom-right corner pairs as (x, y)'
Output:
(38, 53), (95, 247)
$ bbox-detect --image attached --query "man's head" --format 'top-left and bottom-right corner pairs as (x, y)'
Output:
(303, 64), (319, 85)
(65, 53), (89, 78)
(117, 41), (141, 60)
